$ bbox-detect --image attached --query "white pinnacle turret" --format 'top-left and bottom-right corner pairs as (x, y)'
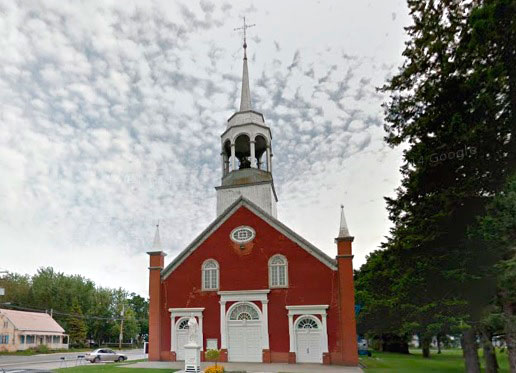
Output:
(337, 205), (351, 238)
(152, 223), (161, 250)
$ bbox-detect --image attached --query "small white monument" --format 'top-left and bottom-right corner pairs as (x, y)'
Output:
(184, 315), (201, 373)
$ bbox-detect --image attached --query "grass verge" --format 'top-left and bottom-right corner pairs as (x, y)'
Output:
(360, 348), (510, 372)
(54, 359), (178, 372)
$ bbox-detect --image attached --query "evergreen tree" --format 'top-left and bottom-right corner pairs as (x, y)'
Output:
(370, 0), (516, 370)
(68, 299), (87, 347)
(475, 174), (516, 372)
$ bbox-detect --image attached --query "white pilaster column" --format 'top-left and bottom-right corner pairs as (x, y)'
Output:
(322, 313), (329, 353)
(266, 146), (272, 172)
(250, 140), (257, 168)
(220, 152), (225, 175)
(199, 314), (204, 350)
(231, 143), (236, 171)
(220, 301), (227, 349)
(262, 300), (269, 349)
(288, 314), (295, 352)
(170, 315), (176, 352)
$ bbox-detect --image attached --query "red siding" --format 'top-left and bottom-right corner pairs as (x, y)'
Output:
(158, 206), (342, 360)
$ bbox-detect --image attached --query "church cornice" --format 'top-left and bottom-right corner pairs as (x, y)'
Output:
(215, 179), (278, 202)
(221, 121), (272, 140)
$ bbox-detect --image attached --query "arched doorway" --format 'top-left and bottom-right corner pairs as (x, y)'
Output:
(175, 318), (189, 361)
(295, 316), (323, 363)
(227, 302), (262, 362)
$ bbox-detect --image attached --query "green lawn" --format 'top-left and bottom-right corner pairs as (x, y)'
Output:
(54, 360), (179, 373)
(53, 349), (511, 373)
(360, 349), (510, 372)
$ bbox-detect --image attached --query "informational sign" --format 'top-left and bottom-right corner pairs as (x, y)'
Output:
(206, 339), (217, 350)
(0, 288), (4, 296)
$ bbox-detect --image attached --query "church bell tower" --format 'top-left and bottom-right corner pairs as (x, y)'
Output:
(216, 24), (277, 217)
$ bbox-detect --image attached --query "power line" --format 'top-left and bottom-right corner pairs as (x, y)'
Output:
(0, 303), (148, 323)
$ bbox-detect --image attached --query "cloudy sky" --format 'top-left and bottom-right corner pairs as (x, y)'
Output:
(0, 0), (410, 297)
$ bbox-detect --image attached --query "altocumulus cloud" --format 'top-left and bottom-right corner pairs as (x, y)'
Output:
(0, 0), (409, 296)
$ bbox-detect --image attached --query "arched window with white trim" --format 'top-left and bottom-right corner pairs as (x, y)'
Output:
(269, 254), (288, 288)
(228, 303), (260, 321)
(202, 259), (219, 290)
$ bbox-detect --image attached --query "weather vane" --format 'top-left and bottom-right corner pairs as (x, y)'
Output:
(234, 17), (255, 56)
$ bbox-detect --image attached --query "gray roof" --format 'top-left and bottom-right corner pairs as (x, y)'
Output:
(220, 168), (272, 187)
(161, 197), (337, 279)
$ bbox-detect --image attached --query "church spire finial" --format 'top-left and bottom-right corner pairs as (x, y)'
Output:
(337, 204), (352, 239)
(152, 221), (161, 250)
(234, 17), (255, 112)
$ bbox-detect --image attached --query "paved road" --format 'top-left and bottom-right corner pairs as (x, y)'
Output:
(0, 349), (145, 371)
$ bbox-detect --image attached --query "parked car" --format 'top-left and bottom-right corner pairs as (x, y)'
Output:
(85, 348), (127, 363)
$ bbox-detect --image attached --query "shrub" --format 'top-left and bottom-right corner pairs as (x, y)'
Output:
(205, 349), (221, 363)
(35, 345), (50, 353)
(204, 366), (224, 373)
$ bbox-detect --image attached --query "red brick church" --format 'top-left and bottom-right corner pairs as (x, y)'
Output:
(146, 38), (359, 366)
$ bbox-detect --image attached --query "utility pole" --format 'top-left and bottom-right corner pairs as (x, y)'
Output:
(0, 270), (7, 297)
(119, 304), (125, 350)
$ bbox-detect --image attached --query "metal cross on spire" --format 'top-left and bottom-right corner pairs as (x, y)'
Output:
(234, 17), (255, 58)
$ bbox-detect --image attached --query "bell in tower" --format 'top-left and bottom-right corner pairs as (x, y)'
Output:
(216, 20), (278, 217)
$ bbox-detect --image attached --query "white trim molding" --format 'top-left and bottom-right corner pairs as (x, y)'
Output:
(268, 254), (288, 288)
(202, 259), (219, 291)
(169, 308), (205, 351)
(286, 305), (329, 354)
(286, 305), (328, 315)
(230, 226), (256, 244)
(220, 301), (227, 349)
(218, 289), (270, 302)
(218, 290), (270, 351)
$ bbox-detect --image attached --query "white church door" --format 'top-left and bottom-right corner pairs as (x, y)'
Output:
(175, 318), (189, 361)
(227, 303), (262, 362)
(295, 316), (323, 363)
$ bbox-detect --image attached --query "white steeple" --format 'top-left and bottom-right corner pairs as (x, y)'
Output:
(337, 205), (351, 238)
(216, 20), (277, 217)
(240, 41), (252, 111)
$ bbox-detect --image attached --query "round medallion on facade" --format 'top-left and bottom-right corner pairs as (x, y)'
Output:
(230, 226), (255, 244)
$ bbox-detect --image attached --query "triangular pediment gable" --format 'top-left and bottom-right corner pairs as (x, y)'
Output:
(161, 197), (337, 279)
